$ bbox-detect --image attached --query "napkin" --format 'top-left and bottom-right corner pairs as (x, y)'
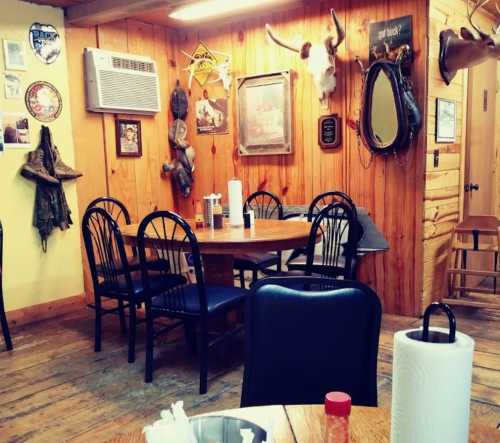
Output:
(143, 401), (197, 443)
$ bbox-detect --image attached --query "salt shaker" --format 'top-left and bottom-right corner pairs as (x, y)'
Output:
(324, 392), (351, 443)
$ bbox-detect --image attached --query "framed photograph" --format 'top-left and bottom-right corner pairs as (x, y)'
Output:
(2, 112), (31, 148)
(435, 98), (456, 143)
(3, 39), (27, 71)
(237, 71), (292, 156)
(115, 119), (142, 157)
(4, 72), (22, 99)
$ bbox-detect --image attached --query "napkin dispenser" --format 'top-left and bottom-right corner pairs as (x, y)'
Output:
(203, 193), (222, 228)
(390, 302), (474, 443)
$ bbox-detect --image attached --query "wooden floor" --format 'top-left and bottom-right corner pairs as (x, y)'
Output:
(0, 306), (499, 442)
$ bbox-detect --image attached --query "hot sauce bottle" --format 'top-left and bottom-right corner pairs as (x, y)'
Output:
(195, 200), (204, 229)
(324, 392), (351, 443)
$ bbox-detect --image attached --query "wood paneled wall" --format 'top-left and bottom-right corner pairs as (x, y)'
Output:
(422, 0), (496, 308)
(66, 20), (176, 296)
(66, 0), (428, 315)
(173, 0), (428, 315)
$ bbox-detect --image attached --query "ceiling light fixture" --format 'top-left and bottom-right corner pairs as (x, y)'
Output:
(169, 0), (277, 22)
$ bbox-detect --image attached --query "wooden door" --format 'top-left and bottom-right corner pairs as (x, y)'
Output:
(463, 59), (498, 288)
(464, 59), (497, 217)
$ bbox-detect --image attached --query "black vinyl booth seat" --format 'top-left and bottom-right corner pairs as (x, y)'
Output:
(0, 220), (13, 351)
(138, 210), (248, 394)
(241, 276), (382, 408)
(234, 191), (284, 288)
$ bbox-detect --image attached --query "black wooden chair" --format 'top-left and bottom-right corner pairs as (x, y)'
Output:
(287, 196), (360, 279)
(234, 191), (284, 288)
(137, 210), (248, 394)
(82, 207), (185, 363)
(0, 220), (13, 351)
(241, 276), (381, 407)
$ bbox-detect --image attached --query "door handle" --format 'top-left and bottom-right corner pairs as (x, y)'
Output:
(464, 183), (479, 192)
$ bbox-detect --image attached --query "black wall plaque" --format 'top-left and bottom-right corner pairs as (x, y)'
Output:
(318, 114), (341, 149)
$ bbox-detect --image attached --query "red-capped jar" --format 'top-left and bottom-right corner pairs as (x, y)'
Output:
(324, 392), (351, 443)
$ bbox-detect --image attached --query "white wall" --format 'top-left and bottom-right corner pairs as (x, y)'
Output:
(0, 0), (84, 311)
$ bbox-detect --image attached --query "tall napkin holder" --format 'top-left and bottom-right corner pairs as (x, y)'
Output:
(391, 302), (474, 443)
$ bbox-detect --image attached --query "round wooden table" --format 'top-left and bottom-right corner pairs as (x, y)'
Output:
(121, 219), (313, 285)
(107, 404), (497, 442)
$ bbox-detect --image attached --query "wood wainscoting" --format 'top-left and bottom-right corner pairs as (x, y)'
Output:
(6, 294), (86, 328)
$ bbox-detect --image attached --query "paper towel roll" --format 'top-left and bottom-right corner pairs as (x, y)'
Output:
(228, 179), (244, 227)
(391, 327), (474, 443)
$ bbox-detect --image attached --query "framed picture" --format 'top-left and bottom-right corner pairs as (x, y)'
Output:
(3, 40), (27, 71)
(237, 71), (292, 156)
(2, 112), (31, 148)
(435, 98), (456, 143)
(115, 119), (142, 157)
(195, 97), (229, 135)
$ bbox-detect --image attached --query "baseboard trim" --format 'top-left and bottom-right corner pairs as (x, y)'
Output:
(7, 293), (86, 327)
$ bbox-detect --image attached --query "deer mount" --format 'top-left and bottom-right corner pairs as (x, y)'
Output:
(439, 0), (500, 85)
(265, 8), (345, 107)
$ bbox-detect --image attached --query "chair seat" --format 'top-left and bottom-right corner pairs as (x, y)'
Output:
(96, 257), (169, 275)
(234, 252), (280, 271)
(98, 272), (187, 298)
(152, 284), (248, 315)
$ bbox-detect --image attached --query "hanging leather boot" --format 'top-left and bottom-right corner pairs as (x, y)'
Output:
(20, 149), (59, 184)
(52, 145), (82, 180)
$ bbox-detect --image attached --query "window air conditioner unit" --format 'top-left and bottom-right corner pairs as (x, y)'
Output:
(84, 47), (161, 115)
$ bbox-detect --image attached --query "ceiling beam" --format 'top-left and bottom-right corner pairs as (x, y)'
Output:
(65, 0), (183, 26)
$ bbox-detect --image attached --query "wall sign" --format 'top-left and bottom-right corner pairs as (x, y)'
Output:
(25, 81), (63, 122)
(318, 114), (341, 149)
(183, 42), (218, 88)
(369, 16), (412, 64)
(29, 23), (61, 64)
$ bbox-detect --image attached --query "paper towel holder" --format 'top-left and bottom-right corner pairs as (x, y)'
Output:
(406, 302), (456, 344)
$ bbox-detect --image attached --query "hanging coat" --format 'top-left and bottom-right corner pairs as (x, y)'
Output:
(20, 126), (82, 252)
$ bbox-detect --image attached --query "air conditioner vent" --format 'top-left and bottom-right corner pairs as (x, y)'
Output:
(111, 56), (156, 73)
(84, 47), (161, 115)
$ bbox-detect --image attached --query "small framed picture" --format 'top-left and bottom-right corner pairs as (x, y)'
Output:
(3, 40), (27, 71)
(115, 119), (142, 157)
(435, 98), (456, 143)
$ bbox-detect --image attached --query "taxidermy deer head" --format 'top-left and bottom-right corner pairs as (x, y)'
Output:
(439, 0), (500, 85)
(265, 8), (345, 106)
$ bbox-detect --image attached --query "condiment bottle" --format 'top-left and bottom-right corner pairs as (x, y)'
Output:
(324, 392), (351, 443)
(195, 200), (204, 229)
(213, 202), (224, 229)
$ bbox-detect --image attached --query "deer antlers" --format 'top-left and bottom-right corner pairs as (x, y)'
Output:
(265, 9), (345, 59)
(465, 0), (500, 40)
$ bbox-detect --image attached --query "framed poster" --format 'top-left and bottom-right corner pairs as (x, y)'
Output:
(3, 40), (27, 71)
(116, 119), (142, 157)
(237, 71), (292, 156)
(435, 98), (456, 143)
(195, 97), (229, 135)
